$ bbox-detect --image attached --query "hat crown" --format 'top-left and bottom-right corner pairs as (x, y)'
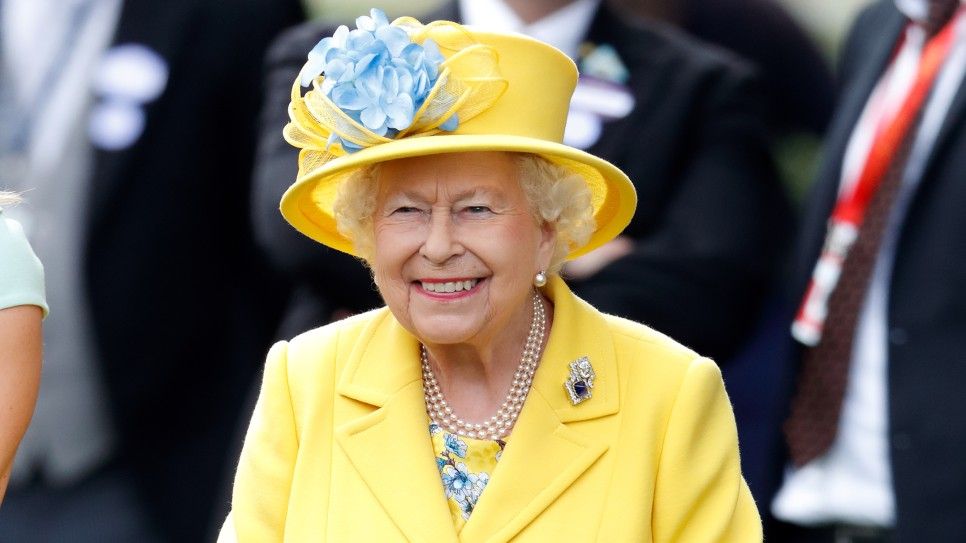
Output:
(444, 30), (577, 143)
(280, 14), (636, 259)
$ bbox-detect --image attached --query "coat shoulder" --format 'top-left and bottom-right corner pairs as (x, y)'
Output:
(607, 11), (758, 87)
(602, 313), (704, 378)
(284, 308), (389, 382)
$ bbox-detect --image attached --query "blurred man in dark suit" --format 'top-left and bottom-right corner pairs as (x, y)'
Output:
(623, 0), (835, 139)
(770, 1), (966, 540)
(0, 1), (301, 541)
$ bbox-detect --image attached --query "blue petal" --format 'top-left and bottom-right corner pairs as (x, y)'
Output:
(361, 39), (389, 58)
(439, 113), (458, 131)
(331, 83), (369, 110)
(324, 57), (348, 80)
(352, 79), (374, 102)
(412, 72), (431, 102)
(331, 25), (349, 48)
(370, 8), (389, 28)
(395, 68), (414, 95)
(385, 95), (414, 130)
(347, 28), (375, 50)
(309, 36), (335, 57)
(341, 138), (365, 153)
(353, 53), (379, 80)
(359, 65), (385, 98)
(384, 67), (399, 97)
(356, 14), (375, 32)
(361, 106), (388, 132)
(422, 39), (444, 64)
(298, 55), (326, 87)
(325, 132), (340, 151)
(400, 43), (424, 68)
(377, 26), (411, 57)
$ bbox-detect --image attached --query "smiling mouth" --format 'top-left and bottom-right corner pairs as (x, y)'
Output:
(419, 278), (481, 294)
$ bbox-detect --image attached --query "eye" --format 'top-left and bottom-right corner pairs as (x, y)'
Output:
(391, 206), (421, 214)
(465, 205), (492, 214)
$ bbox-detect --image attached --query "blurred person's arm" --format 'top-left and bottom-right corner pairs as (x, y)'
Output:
(0, 305), (42, 503)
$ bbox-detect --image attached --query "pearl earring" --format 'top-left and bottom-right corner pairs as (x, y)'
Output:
(534, 270), (548, 287)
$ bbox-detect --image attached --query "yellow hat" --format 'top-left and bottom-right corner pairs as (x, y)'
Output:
(280, 11), (636, 259)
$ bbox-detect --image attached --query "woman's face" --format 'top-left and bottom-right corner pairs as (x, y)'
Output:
(371, 151), (555, 349)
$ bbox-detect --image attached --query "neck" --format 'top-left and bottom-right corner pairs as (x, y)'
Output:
(423, 293), (552, 423)
(503, 0), (579, 24)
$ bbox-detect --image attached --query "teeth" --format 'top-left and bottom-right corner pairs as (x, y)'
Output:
(421, 279), (479, 293)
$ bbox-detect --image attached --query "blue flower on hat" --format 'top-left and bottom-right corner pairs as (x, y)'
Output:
(298, 9), (457, 152)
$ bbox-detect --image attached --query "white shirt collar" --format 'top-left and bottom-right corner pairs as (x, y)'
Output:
(896, 0), (929, 22)
(458, 0), (601, 59)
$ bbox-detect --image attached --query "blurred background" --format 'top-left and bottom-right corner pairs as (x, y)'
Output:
(305, 0), (874, 54)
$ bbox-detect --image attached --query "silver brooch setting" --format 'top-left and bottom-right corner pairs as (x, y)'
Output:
(564, 356), (595, 405)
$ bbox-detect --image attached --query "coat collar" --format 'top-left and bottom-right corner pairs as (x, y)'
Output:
(88, 0), (197, 240)
(335, 276), (616, 541)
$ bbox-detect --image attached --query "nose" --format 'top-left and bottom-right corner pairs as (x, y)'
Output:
(420, 208), (463, 264)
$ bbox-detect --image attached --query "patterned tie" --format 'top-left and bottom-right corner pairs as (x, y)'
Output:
(784, 0), (961, 467)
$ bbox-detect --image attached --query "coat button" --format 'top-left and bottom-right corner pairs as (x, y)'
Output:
(892, 432), (912, 450)
(889, 327), (908, 346)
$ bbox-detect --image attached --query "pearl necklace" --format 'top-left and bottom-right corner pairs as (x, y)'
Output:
(421, 291), (547, 440)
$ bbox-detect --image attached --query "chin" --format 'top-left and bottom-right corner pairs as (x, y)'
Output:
(409, 313), (485, 346)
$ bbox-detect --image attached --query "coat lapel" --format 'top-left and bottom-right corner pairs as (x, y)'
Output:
(335, 278), (617, 542)
(581, 4), (656, 164)
(460, 277), (616, 543)
(335, 311), (459, 543)
(87, 0), (196, 240)
(920, 58), (966, 178)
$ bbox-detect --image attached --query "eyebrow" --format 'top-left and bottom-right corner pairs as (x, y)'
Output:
(390, 186), (506, 204)
(450, 187), (504, 203)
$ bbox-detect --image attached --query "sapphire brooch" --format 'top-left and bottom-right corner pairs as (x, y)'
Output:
(564, 357), (596, 405)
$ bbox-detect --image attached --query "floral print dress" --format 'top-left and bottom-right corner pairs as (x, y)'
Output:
(429, 422), (506, 531)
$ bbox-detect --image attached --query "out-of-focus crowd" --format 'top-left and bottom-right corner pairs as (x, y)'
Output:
(2, 0), (964, 541)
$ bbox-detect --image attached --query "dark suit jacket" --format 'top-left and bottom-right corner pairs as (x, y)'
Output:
(773, 2), (966, 539)
(679, 0), (835, 136)
(82, 1), (301, 540)
(252, 1), (789, 361)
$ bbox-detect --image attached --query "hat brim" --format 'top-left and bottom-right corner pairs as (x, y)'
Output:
(280, 133), (637, 259)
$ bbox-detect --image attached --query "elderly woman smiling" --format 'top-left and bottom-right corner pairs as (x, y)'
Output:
(220, 10), (760, 542)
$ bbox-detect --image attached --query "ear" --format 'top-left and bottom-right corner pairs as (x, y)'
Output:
(536, 220), (556, 272)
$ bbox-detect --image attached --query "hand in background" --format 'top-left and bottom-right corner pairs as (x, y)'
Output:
(562, 236), (634, 280)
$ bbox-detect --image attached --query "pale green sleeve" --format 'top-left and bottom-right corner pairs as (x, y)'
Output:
(0, 210), (48, 317)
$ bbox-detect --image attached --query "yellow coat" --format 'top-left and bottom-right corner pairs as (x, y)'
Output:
(220, 277), (761, 542)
